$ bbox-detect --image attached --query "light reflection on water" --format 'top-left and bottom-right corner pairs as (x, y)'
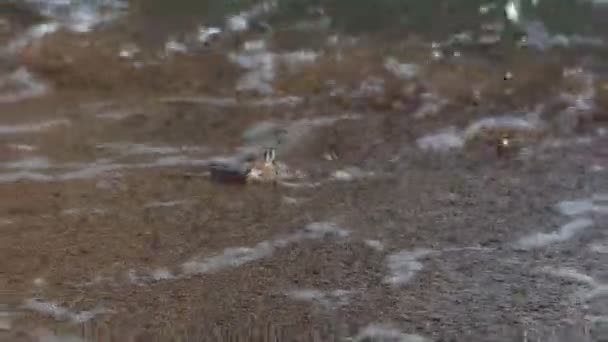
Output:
(6, 0), (608, 48)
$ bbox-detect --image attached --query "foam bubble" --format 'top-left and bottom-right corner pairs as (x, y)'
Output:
(22, 298), (111, 324)
(516, 218), (594, 249)
(182, 222), (348, 276)
(0, 118), (69, 135)
(354, 324), (429, 342)
(416, 128), (465, 152)
(384, 248), (433, 286)
(0, 68), (49, 104)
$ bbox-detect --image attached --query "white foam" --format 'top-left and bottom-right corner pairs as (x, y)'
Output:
(225, 0), (277, 32)
(3, 22), (60, 54)
(0, 152), (250, 183)
(411, 93), (447, 119)
(242, 37), (272, 52)
(516, 218), (594, 249)
(100, 143), (180, 155)
(417, 113), (541, 152)
(384, 58), (419, 80)
(8, 144), (37, 152)
(505, 0), (520, 23)
(384, 248), (433, 286)
(160, 95), (235, 107)
(230, 48), (319, 94)
(587, 285), (608, 300)
(282, 196), (301, 205)
(94, 110), (135, 120)
(144, 200), (192, 208)
(300, 221), (350, 238)
(58, 156), (209, 181)
(286, 289), (325, 301)
(248, 96), (303, 106)
(556, 199), (595, 216)
(285, 289), (352, 308)
(353, 77), (385, 98)
(96, 143), (205, 156)
(463, 115), (540, 139)
(143, 155), (210, 168)
(62, 208), (105, 216)
(227, 15), (249, 32)
(281, 50), (319, 71)
(0, 68), (49, 104)
(441, 246), (494, 253)
(164, 39), (188, 54)
(150, 268), (175, 281)
(590, 243), (608, 254)
(594, 205), (608, 214)
(280, 114), (362, 150)
(0, 170), (53, 182)
(22, 298), (110, 324)
(331, 169), (356, 181)
(182, 222), (348, 276)
(364, 239), (385, 251)
(416, 127), (464, 152)
(57, 162), (125, 181)
(85, 223), (345, 286)
(541, 267), (598, 287)
(556, 197), (608, 216)
(541, 136), (594, 150)
(559, 68), (596, 124)
(593, 194), (608, 202)
(278, 180), (322, 189)
(354, 324), (429, 342)
(197, 26), (221, 44)
(1, 157), (50, 170)
(0, 118), (70, 134)
(229, 51), (276, 94)
(159, 95), (302, 107)
(23, 0), (128, 33)
(118, 43), (139, 59)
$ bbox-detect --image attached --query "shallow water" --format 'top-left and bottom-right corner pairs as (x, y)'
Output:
(1, 0), (608, 341)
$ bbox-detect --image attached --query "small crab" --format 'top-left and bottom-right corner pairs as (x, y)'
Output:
(246, 147), (279, 183)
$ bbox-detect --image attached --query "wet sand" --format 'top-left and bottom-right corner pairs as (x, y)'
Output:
(1, 1), (608, 341)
